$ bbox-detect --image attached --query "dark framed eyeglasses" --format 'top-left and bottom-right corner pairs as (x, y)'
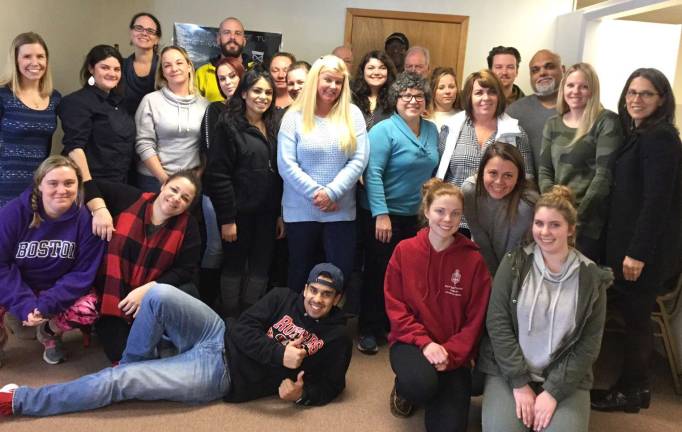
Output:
(625, 90), (659, 101)
(398, 93), (425, 103)
(132, 25), (158, 36)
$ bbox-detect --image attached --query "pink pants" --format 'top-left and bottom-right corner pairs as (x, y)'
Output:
(0, 292), (99, 334)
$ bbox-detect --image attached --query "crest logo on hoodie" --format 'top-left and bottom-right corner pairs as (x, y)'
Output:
(444, 269), (463, 296)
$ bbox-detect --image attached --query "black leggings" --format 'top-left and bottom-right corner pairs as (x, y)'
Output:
(390, 343), (471, 432)
(609, 286), (657, 389)
(359, 209), (418, 336)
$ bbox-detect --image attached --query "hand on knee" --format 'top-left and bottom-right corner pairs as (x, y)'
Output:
(513, 385), (536, 428)
(532, 391), (557, 431)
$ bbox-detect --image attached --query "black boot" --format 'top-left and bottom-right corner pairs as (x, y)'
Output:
(590, 387), (650, 413)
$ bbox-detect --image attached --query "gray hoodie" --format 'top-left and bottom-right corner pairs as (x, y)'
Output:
(517, 245), (581, 381)
(135, 86), (209, 176)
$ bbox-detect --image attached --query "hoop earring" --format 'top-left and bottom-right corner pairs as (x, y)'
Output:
(88, 76), (95, 86)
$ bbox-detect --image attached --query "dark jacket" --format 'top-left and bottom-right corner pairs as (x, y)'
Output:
(224, 288), (351, 405)
(204, 119), (282, 225)
(606, 122), (682, 292)
(121, 53), (159, 116)
(58, 86), (136, 184)
(477, 245), (613, 402)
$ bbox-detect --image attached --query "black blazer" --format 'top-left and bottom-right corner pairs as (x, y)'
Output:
(605, 122), (682, 292)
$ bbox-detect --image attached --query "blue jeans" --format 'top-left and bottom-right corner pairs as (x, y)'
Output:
(13, 284), (230, 416)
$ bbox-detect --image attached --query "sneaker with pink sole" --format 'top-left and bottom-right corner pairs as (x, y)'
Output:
(36, 322), (65, 365)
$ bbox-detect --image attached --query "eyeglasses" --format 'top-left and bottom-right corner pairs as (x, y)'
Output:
(399, 93), (425, 102)
(132, 25), (158, 36)
(625, 90), (659, 101)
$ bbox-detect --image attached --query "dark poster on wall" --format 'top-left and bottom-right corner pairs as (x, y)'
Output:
(173, 22), (282, 68)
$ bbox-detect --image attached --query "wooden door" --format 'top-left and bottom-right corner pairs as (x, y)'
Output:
(344, 8), (469, 81)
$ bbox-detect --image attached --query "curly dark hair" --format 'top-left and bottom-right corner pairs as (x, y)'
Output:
(388, 71), (431, 110)
(221, 66), (278, 143)
(351, 50), (396, 116)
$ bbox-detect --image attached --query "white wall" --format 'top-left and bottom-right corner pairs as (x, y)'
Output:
(145, 0), (574, 94)
(1, 0), (575, 95)
(583, 19), (681, 111)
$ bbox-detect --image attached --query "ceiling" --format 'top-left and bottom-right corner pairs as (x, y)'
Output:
(620, 5), (682, 23)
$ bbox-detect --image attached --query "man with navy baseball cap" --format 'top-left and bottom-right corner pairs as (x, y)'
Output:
(1, 263), (351, 416)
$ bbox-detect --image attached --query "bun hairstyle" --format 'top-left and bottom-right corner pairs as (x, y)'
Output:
(535, 185), (577, 245)
(30, 155), (83, 229)
(419, 178), (464, 225)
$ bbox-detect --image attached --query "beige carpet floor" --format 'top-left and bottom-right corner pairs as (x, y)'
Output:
(1, 321), (680, 432)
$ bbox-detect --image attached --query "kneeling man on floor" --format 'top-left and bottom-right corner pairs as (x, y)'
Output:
(1, 263), (352, 417)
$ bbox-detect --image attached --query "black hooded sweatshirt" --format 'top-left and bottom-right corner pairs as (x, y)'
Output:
(223, 288), (351, 405)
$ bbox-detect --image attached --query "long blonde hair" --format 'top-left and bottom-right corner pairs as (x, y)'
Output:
(0, 32), (53, 98)
(155, 46), (197, 95)
(289, 55), (356, 155)
(556, 63), (603, 144)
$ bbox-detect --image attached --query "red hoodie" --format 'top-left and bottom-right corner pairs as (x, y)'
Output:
(385, 227), (491, 370)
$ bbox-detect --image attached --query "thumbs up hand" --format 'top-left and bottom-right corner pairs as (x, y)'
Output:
(279, 371), (305, 401)
(283, 335), (307, 369)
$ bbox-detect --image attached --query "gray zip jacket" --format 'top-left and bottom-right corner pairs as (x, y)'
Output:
(477, 244), (613, 402)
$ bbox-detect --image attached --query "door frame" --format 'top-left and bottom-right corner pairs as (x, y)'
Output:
(344, 8), (469, 81)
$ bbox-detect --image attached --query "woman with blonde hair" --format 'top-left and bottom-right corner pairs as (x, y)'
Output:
(479, 185), (612, 432)
(425, 66), (460, 131)
(135, 45), (209, 192)
(0, 32), (61, 207)
(538, 63), (622, 262)
(277, 55), (368, 294)
(0, 156), (104, 366)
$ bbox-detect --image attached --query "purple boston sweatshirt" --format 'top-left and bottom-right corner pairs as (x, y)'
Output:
(0, 188), (105, 320)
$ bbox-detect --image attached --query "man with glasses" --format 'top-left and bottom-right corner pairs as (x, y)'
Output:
(507, 49), (565, 177)
(1, 263), (352, 416)
(195, 17), (247, 101)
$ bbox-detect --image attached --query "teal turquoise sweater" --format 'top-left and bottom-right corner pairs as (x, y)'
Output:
(362, 114), (439, 216)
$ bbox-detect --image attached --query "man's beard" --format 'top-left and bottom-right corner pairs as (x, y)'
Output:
(221, 42), (244, 58)
(534, 77), (557, 97)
